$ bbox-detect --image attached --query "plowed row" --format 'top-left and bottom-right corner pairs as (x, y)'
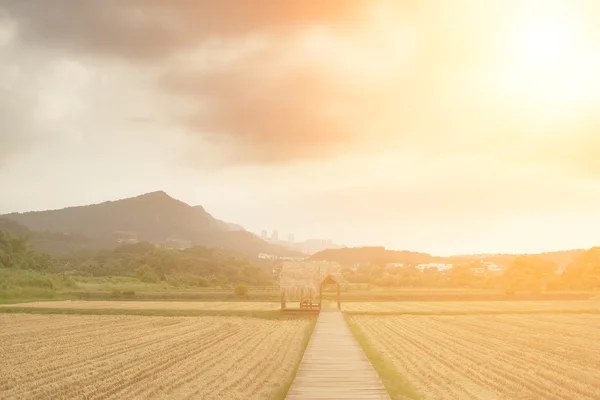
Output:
(350, 314), (600, 399)
(0, 314), (309, 400)
(0, 300), (280, 310)
(343, 300), (600, 313)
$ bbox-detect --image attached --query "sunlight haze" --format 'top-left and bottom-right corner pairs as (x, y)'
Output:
(1, 0), (600, 255)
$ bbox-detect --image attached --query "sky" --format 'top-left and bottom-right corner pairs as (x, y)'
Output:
(1, 0), (600, 256)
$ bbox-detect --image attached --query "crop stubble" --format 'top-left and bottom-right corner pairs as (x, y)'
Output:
(0, 300), (280, 311)
(343, 300), (600, 313)
(350, 314), (600, 399)
(0, 314), (309, 399)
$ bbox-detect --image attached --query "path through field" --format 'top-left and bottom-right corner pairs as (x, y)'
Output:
(286, 310), (389, 399)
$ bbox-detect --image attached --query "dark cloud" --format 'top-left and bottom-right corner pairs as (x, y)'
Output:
(1, 0), (386, 163)
(3, 0), (366, 59)
(1, 0), (516, 165)
(163, 47), (400, 162)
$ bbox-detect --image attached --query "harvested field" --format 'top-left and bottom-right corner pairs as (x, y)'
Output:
(0, 300), (280, 311)
(343, 300), (600, 314)
(349, 314), (600, 399)
(0, 314), (311, 400)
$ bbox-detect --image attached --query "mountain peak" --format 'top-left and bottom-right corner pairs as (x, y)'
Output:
(138, 190), (172, 199)
(0, 191), (299, 257)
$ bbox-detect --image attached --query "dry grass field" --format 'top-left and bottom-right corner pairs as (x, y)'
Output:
(349, 314), (600, 399)
(0, 314), (311, 400)
(343, 300), (600, 314)
(0, 300), (280, 311)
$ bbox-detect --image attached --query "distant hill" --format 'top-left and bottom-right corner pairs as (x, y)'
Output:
(311, 246), (586, 269)
(1, 191), (298, 257)
(311, 247), (433, 265)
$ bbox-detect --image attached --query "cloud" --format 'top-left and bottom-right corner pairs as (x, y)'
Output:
(0, 93), (28, 163)
(1, 0), (389, 163)
(3, 0), (600, 171)
(2, 0), (366, 59)
(162, 37), (410, 163)
(0, 27), (33, 163)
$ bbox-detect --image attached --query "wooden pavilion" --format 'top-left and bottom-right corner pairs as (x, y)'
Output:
(279, 261), (342, 311)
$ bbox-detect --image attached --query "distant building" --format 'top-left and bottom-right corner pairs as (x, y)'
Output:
(117, 238), (139, 244)
(288, 234), (295, 243)
(258, 253), (278, 260)
(261, 230), (268, 239)
(271, 230), (279, 241)
(385, 263), (405, 270)
(482, 262), (506, 275)
(416, 263), (453, 272)
(470, 267), (487, 275)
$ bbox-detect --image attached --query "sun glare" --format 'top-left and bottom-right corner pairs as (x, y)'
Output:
(495, 5), (600, 122)
(517, 15), (574, 65)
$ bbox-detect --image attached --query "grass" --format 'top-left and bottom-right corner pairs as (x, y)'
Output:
(274, 316), (318, 400)
(345, 314), (422, 400)
(0, 296), (70, 305)
(0, 268), (77, 301)
(66, 290), (281, 302)
(0, 306), (319, 320)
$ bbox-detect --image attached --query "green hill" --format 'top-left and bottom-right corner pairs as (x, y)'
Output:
(1, 191), (298, 257)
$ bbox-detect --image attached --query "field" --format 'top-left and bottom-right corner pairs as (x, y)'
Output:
(0, 314), (312, 400)
(348, 314), (600, 399)
(0, 300), (281, 311)
(343, 300), (600, 314)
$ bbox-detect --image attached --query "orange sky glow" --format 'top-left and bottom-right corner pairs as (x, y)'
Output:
(1, 0), (600, 255)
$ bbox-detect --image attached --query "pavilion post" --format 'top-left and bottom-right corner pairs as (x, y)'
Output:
(319, 284), (323, 310)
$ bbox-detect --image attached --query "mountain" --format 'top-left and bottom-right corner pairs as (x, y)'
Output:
(194, 206), (245, 232)
(1, 191), (299, 257)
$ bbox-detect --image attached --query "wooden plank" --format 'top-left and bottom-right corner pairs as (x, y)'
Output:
(286, 310), (390, 400)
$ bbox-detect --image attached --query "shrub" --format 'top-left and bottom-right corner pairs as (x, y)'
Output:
(135, 265), (160, 283)
(234, 284), (248, 297)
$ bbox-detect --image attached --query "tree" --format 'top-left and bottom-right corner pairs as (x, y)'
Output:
(135, 265), (160, 283)
(563, 247), (600, 289)
(0, 231), (35, 268)
(449, 264), (477, 287)
(504, 255), (557, 293)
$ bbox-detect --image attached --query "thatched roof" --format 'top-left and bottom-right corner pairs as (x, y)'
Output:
(279, 261), (343, 298)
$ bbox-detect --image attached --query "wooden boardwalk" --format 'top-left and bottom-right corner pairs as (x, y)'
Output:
(286, 310), (390, 399)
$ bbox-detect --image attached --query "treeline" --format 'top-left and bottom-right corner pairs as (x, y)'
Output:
(1, 231), (274, 298)
(340, 250), (600, 292)
(57, 242), (274, 287)
(313, 247), (585, 271)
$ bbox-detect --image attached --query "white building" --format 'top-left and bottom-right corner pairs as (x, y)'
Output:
(416, 263), (453, 272)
